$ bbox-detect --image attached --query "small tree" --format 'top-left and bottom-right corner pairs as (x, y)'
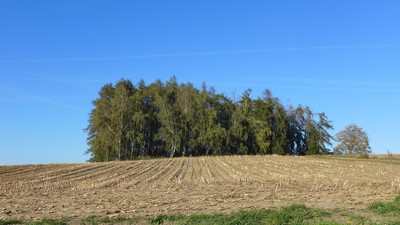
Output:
(334, 124), (371, 155)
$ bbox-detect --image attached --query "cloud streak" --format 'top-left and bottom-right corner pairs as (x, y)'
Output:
(1, 43), (399, 63)
(212, 78), (400, 94)
(259, 76), (400, 89)
(0, 84), (86, 113)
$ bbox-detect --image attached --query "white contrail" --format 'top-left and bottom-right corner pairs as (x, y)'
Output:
(259, 76), (400, 89)
(0, 43), (399, 63)
(0, 84), (86, 113)
(16, 77), (107, 83)
(212, 80), (400, 94)
(265, 84), (400, 93)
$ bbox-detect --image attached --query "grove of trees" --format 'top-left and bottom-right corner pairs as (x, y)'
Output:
(85, 77), (334, 162)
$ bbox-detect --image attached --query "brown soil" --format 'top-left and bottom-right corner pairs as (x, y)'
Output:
(1, 155), (399, 221)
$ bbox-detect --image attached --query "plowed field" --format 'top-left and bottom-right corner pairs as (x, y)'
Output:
(1, 156), (400, 221)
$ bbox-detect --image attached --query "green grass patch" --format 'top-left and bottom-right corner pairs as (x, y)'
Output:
(149, 209), (273, 225)
(4, 197), (400, 224)
(26, 218), (68, 225)
(0, 219), (24, 225)
(348, 215), (369, 224)
(81, 215), (138, 225)
(267, 204), (330, 224)
(369, 195), (400, 215)
(149, 204), (332, 225)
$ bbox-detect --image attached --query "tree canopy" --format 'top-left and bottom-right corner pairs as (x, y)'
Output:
(334, 124), (371, 155)
(86, 77), (334, 161)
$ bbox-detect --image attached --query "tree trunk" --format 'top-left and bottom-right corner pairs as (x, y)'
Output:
(118, 139), (121, 160)
(170, 146), (176, 158)
(131, 133), (138, 159)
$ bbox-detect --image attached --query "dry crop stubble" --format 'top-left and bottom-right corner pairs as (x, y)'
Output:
(0, 155), (399, 221)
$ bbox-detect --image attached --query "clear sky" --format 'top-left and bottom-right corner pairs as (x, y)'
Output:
(1, 0), (400, 165)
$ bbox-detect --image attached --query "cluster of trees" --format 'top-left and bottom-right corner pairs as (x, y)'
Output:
(86, 77), (335, 162)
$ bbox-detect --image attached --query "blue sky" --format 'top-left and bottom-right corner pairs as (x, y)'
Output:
(1, 1), (400, 165)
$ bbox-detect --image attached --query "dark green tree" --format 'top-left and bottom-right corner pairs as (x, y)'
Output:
(86, 83), (115, 161)
(271, 99), (290, 155)
(253, 90), (278, 154)
(229, 89), (256, 155)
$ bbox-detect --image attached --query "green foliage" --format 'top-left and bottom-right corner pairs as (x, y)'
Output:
(0, 219), (23, 225)
(82, 215), (138, 225)
(149, 210), (272, 225)
(224, 209), (274, 225)
(86, 77), (334, 161)
(348, 215), (369, 224)
(100, 217), (136, 224)
(312, 222), (343, 225)
(26, 218), (68, 225)
(358, 154), (370, 159)
(149, 215), (168, 224)
(267, 204), (330, 225)
(149, 205), (331, 225)
(369, 195), (400, 215)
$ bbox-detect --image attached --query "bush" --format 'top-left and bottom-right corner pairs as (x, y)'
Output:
(358, 154), (369, 159)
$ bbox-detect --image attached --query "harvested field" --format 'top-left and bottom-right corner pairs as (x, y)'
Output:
(1, 155), (400, 221)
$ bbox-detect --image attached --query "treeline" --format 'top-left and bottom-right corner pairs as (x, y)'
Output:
(86, 77), (333, 162)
